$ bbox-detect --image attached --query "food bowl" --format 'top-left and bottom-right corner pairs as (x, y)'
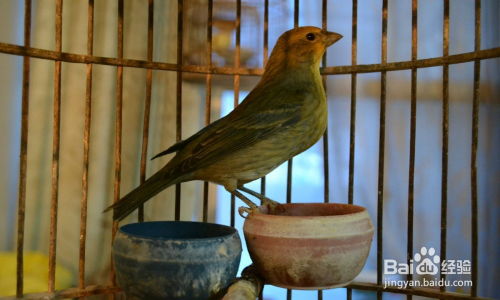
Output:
(243, 203), (373, 289)
(112, 221), (242, 300)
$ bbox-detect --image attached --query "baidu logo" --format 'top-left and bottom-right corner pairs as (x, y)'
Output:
(383, 246), (472, 289)
(384, 246), (470, 276)
(414, 246), (440, 275)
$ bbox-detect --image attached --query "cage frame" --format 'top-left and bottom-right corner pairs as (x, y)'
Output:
(0, 0), (499, 299)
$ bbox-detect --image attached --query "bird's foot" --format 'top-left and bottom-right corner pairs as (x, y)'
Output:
(230, 190), (258, 209)
(238, 186), (284, 214)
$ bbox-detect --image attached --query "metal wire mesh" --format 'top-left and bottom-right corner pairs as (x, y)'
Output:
(0, 0), (498, 299)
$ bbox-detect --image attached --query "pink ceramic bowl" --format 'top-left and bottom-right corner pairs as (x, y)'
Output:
(243, 203), (374, 289)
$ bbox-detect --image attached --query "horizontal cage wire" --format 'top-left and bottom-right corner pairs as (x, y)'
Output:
(0, 0), (498, 299)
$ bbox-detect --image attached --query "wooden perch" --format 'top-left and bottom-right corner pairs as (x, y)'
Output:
(222, 265), (264, 300)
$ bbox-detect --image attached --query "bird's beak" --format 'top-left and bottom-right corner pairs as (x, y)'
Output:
(323, 31), (343, 46)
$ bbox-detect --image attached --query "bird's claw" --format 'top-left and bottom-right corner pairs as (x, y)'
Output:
(261, 197), (285, 214)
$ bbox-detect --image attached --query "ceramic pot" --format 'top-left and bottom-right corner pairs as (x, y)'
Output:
(113, 221), (242, 300)
(243, 203), (373, 289)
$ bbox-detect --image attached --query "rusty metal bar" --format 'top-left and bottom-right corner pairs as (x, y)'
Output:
(2, 285), (122, 300)
(263, 0), (269, 66)
(259, 0), (269, 208)
(471, 0), (481, 296)
(319, 2), (329, 299)
(138, 0), (155, 222)
(407, 1), (418, 298)
(440, 0), (449, 293)
(202, 0), (213, 223)
(16, 0), (32, 297)
(0, 282), (491, 300)
(286, 0), (300, 211)
(48, 0), (63, 292)
(377, 0), (388, 299)
(318, 2), (328, 300)
(321, 0), (329, 206)
(229, 0), (242, 228)
(110, 0), (124, 290)
(348, 0), (358, 206)
(79, 0), (94, 290)
(0, 42), (498, 76)
(175, 0), (184, 221)
(294, 0), (299, 28)
(346, 1), (357, 299)
(287, 1), (300, 298)
(285, 0), (299, 224)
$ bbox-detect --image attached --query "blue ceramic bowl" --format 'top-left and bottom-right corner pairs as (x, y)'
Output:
(112, 221), (242, 300)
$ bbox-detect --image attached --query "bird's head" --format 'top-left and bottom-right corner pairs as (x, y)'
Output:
(266, 26), (342, 72)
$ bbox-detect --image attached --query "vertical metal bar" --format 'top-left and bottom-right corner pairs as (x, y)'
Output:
(319, 2), (329, 299)
(203, 0), (213, 223)
(110, 0), (124, 289)
(471, 0), (481, 296)
(48, 0), (63, 292)
(287, 0), (300, 208)
(319, 3), (329, 300)
(288, 1), (299, 299)
(293, 0), (299, 28)
(16, 0), (31, 297)
(138, 0), (155, 222)
(259, 0), (269, 208)
(348, 0), (357, 206)
(347, 1), (357, 299)
(79, 0), (94, 290)
(377, 0), (388, 299)
(440, 0), (449, 293)
(230, 0), (242, 227)
(263, 0), (269, 66)
(407, 1), (418, 298)
(321, 0), (328, 202)
(175, 0), (184, 221)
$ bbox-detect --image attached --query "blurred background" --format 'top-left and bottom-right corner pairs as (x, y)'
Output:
(0, 0), (498, 299)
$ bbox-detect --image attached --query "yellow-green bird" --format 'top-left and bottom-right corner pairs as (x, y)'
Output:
(106, 26), (342, 221)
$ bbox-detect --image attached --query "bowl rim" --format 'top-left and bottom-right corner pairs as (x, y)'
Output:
(251, 202), (369, 219)
(118, 220), (238, 241)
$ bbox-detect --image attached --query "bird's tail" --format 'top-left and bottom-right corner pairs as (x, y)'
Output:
(104, 169), (178, 221)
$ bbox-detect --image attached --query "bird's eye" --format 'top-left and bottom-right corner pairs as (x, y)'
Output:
(306, 33), (315, 41)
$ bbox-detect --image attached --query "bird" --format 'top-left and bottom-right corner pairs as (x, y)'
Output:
(106, 26), (342, 221)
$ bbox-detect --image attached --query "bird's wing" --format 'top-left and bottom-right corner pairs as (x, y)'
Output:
(176, 93), (305, 172)
(151, 117), (226, 160)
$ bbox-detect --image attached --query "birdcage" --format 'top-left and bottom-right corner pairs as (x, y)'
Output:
(0, 0), (498, 299)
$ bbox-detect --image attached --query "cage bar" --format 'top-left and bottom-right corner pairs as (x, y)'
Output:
(78, 0), (95, 290)
(376, 0), (388, 299)
(0, 0), (497, 299)
(346, 1), (357, 299)
(1, 41), (498, 76)
(15, 0), (32, 297)
(318, 0), (329, 298)
(259, 0), (269, 207)
(286, 1), (300, 298)
(48, 0), (63, 292)
(321, 0), (329, 207)
(174, 0), (184, 221)
(440, 0), (450, 293)
(406, 1), (418, 298)
(348, 0), (358, 207)
(202, 0), (213, 223)
(137, 0), (155, 222)
(470, 0), (481, 296)
(230, 0), (242, 228)
(110, 0), (124, 291)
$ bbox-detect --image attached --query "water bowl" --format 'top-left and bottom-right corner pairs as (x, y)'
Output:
(112, 221), (242, 300)
(243, 203), (373, 289)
